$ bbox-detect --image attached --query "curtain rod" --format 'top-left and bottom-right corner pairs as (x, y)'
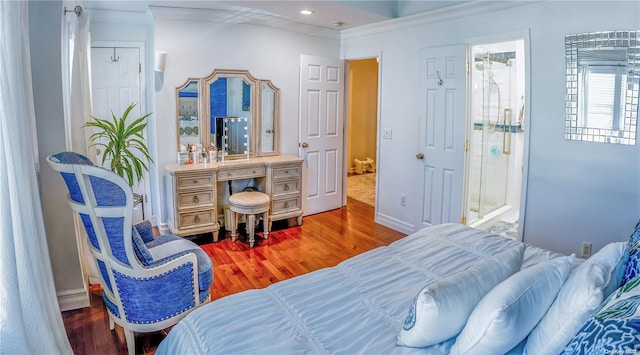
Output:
(64, 5), (83, 16)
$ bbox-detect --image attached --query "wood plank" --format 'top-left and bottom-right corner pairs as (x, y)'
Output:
(62, 198), (406, 354)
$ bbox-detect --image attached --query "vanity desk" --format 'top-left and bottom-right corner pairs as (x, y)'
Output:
(165, 155), (303, 241)
(172, 68), (297, 241)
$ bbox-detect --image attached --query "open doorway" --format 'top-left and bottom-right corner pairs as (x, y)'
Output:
(346, 58), (379, 207)
(465, 39), (526, 240)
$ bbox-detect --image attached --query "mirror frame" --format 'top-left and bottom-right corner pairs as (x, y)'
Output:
(175, 78), (203, 150)
(565, 30), (639, 145)
(203, 69), (258, 159)
(257, 80), (281, 156)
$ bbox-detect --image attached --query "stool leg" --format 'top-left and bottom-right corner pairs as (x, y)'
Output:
(231, 212), (238, 242)
(263, 210), (269, 239)
(248, 214), (255, 247)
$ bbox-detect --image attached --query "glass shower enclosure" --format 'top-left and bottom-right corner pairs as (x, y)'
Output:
(467, 40), (524, 227)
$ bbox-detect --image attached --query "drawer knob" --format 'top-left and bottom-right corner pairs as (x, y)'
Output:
(284, 170), (288, 174)
(284, 201), (289, 208)
(193, 195), (199, 203)
(253, 170), (256, 173)
(193, 180), (198, 184)
(283, 184), (289, 191)
(194, 215), (200, 223)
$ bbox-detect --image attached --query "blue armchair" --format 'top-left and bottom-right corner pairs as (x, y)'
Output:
(47, 152), (213, 355)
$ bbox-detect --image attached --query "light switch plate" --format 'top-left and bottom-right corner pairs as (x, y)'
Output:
(382, 129), (392, 140)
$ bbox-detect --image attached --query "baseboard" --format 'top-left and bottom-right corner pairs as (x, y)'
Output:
(57, 288), (90, 312)
(375, 212), (415, 235)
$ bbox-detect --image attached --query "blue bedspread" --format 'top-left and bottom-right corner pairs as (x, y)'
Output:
(157, 223), (562, 354)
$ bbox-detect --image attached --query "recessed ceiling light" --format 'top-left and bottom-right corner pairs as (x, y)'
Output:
(300, 9), (315, 15)
(333, 22), (345, 28)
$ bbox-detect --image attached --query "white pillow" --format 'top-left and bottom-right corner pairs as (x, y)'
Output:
(397, 245), (525, 347)
(523, 242), (629, 355)
(450, 255), (574, 355)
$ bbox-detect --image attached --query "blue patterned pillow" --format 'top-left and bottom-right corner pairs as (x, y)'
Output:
(132, 226), (154, 266)
(621, 220), (640, 285)
(563, 274), (640, 354)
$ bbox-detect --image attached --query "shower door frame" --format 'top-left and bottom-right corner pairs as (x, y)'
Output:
(461, 30), (532, 242)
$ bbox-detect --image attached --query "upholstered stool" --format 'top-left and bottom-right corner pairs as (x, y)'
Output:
(229, 191), (270, 247)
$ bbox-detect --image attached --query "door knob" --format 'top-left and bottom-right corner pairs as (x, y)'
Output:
(416, 152), (424, 160)
(300, 142), (309, 148)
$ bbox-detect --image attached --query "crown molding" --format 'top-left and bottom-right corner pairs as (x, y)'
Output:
(149, 6), (340, 39)
(340, 1), (542, 40)
(87, 7), (153, 25)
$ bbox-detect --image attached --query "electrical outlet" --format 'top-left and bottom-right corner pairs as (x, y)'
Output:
(581, 242), (592, 258)
(382, 129), (393, 140)
(400, 194), (406, 206)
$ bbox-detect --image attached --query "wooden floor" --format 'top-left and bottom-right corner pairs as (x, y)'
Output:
(62, 198), (406, 355)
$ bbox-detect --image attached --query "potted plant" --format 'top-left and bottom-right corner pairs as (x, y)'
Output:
(85, 102), (153, 188)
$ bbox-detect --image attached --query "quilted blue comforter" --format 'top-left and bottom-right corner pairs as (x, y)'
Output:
(157, 223), (562, 354)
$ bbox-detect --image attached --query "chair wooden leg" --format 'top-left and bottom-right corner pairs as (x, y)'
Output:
(248, 214), (255, 247)
(231, 212), (238, 242)
(263, 210), (269, 239)
(124, 329), (136, 355)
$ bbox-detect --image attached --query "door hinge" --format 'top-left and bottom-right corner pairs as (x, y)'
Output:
(464, 139), (470, 151)
(461, 216), (466, 225)
(139, 63), (142, 73)
(466, 61), (471, 73)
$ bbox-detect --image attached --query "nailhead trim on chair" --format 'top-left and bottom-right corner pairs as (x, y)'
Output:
(113, 264), (197, 324)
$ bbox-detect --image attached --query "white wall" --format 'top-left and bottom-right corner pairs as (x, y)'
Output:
(341, 1), (640, 256)
(153, 17), (340, 229)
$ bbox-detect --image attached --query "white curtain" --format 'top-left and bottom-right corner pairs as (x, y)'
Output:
(0, 1), (73, 353)
(61, 2), (100, 284)
(62, 2), (93, 158)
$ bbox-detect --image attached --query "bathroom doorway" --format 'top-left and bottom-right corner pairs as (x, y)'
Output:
(346, 58), (379, 208)
(465, 39), (527, 240)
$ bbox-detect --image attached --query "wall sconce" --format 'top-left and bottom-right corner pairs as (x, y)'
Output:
(154, 51), (167, 72)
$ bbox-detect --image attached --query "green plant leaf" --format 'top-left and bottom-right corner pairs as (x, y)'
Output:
(84, 102), (153, 188)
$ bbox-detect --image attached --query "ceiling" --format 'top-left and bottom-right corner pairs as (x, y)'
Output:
(83, 0), (473, 36)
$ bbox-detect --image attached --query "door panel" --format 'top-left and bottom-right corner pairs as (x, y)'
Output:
(299, 55), (344, 215)
(306, 151), (320, 199)
(418, 45), (466, 228)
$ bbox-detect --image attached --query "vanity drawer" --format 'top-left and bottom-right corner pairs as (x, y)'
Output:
(272, 165), (300, 180)
(178, 210), (216, 229)
(272, 179), (300, 196)
(177, 190), (214, 210)
(272, 196), (301, 214)
(218, 166), (266, 180)
(176, 174), (214, 190)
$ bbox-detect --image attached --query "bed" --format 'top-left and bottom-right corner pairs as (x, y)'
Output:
(156, 223), (639, 354)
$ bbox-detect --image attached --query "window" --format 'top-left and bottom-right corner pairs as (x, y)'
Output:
(578, 65), (627, 130)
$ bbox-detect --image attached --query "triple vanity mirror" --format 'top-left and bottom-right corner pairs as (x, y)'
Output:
(565, 30), (639, 145)
(175, 69), (280, 160)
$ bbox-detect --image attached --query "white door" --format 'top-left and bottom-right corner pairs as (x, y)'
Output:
(91, 46), (149, 222)
(299, 55), (345, 215)
(417, 45), (467, 228)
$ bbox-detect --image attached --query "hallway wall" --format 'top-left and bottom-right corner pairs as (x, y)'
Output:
(341, 1), (640, 256)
